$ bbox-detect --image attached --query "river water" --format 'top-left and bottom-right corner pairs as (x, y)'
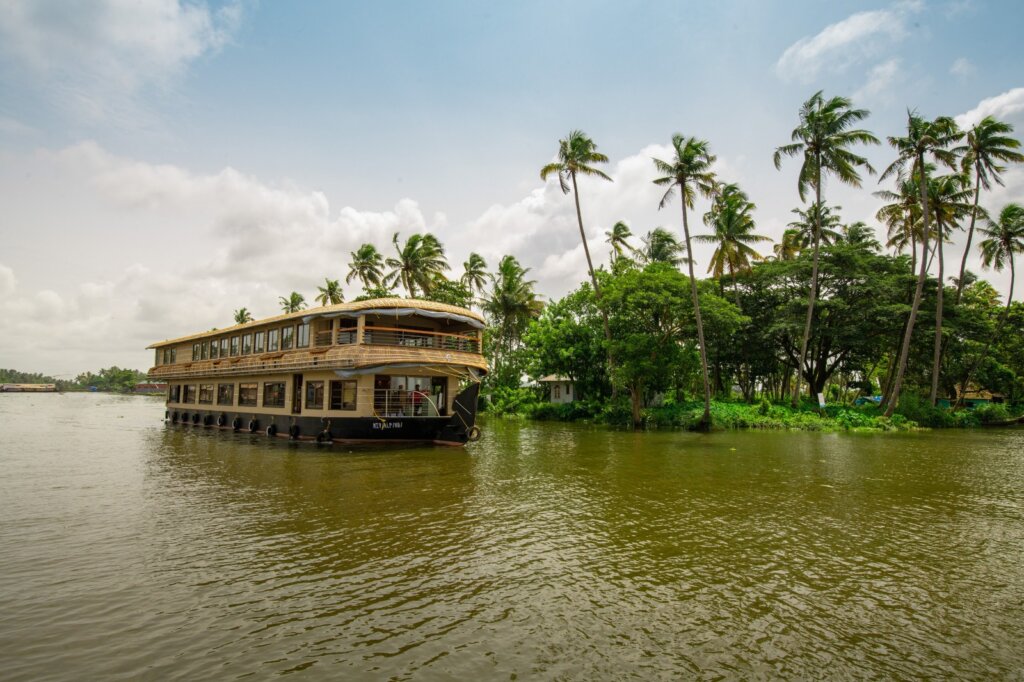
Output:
(1, 393), (1022, 680)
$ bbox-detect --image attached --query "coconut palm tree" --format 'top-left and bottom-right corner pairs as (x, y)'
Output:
(540, 130), (614, 354)
(953, 117), (1024, 304)
(346, 243), (384, 292)
(652, 134), (718, 427)
(605, 221), (636, 265)
(482, 255), (544, 383)
(279, 292), (306, 313)
(233, 308), (254, 325)
(774, 91), (879, 408)
(315, 278), (344, 306)
(460, 253), (489, 302)
(638, 227), (686, 266)
(787, 203), (843, 248)
(956, 203), (1024, 408)
(925, 173), (974, 404)
(878, 112), (961, 416)
(384, 232), (450, 298)
(773, 229), (803, 261)
(875, 176), (923, 272)
(695, 183), (770, 303)
(839, 221), (882, 250)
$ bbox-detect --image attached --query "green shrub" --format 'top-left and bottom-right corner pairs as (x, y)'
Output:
(973, 402), (1011, 424)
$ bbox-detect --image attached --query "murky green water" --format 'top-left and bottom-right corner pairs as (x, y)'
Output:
(1, 393), (1023, 679)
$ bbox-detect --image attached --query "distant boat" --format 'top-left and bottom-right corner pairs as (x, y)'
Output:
(0, 383), (56, 393)
(146, 298), (486, 446)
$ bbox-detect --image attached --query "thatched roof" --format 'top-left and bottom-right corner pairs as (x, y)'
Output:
(147, 298), (484, 349)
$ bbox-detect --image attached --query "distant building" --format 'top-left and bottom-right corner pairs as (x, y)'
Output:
(0, 383), (56, 392)
(538, 375), (575, 404)
(134, 382), (168, 395)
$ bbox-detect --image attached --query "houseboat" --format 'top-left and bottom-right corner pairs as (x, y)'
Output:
(146, 298), (486, 445)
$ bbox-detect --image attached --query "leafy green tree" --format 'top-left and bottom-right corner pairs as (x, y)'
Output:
(233, 308), (254, 324)
(954, 116), (1024, 303)
(315, 278), (344, 306)
(460, 252), (489, 303)
(605, 221), (636, 265)
(638, 227), (686, 266)
(696, 182), (770, 303)
(958, 203), (1024, 406)
(279, 291), (306, 313)
(347, 243), (385, 292)
(423, 279), (474, 309)
(879, 113), (961, 416)
(482, 255), (544, 387)
(540, 130), (615, 365)
(773, 91), (879, 408)
(353, 285), (397, 302)
(652, 134), (718, 427)
(384, 232), (450, 297)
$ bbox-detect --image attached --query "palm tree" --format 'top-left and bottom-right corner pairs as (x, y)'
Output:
(875, 176), (923, 273)
(460, 253), (489, 302)
(233, 308), (254, 325)
(956, 203), (1024, 408)
(605, 221), (636, 264)
(787, 203), (843, 248)
(279, 292), (306, 313)
(878, 112), (961, 416)
(315, 278), (344, 306)
(773, 229), (803, 261)
(384, 232), (450, 297)
(540, 130), (614, 356)
(346, 243), (384, 292)
(925, 173), (974, 404)
(482, 255), (544, 383)
(639, 227), (686, 266)
(695, 183), (770, 303)
(774, 91), (879, 408)
(953, 117), (1024, 304)
(652, 134), (718, 427)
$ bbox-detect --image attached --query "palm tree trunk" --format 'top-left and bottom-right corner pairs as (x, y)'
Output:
(570, 173), (616, 392)
(792, 171), (823, 409)
(955, 256), (1015, 409)
(930, 217), (945, 405)
(681, 197), (712, 428)
(884, 154), (931, 417)
(955, 169), (982, 304)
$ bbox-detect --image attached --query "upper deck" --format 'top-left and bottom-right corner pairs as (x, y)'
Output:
(146, 298), (487, 381)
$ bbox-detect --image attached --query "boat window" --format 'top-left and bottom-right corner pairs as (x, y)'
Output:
(192, 343), (200, 361)
(254, 331), (265, 354)
(296, 322), (309, 348)
(183, 385), (197, 403)
(242, 333), (253, 355)
(220, 338), (229, 357)
(263, 382), (286, 408)
(281, 326), (294, 350)
(198, 384), (214, 404)
(217, 383), (234, 406)
(155, 350), (161, 366)
(170, 384), (181, 402)
(230, 336), (239, 356)
(329, 380), (357, 410)
(169, 348), (176, 364)
(239, 383), (258, 406)
(267, 329), (280, 352)
(305, 381), (324, 409)
(202, 341), (210, 360)
(209, 339), (218, 359)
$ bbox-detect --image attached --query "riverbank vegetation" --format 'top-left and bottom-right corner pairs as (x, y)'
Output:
(1, 367), (149, 393)
(246, 92), (1024, 431)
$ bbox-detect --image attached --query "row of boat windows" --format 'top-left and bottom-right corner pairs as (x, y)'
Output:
(169, 380), (357, 411)
(158, 322), (313, 365)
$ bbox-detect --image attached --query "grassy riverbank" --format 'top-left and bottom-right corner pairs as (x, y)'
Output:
(484, 390), (1018, 432)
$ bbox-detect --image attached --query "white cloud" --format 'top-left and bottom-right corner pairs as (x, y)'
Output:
(853, 58), (902, 102)
(775, 4), (919, 83)
(950, 57), (976, 80)
(0, 0), (241, 122)
(954, 87), (1024, 128)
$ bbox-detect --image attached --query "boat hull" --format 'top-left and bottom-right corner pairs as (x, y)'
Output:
(164, 382), (481, 446)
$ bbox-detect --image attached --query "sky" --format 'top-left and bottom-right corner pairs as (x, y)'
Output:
(1, 0), (1023, 377)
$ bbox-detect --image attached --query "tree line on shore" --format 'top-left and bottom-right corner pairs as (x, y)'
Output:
(224, 90), (1024, 429)
(1, 367), (150, 393)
